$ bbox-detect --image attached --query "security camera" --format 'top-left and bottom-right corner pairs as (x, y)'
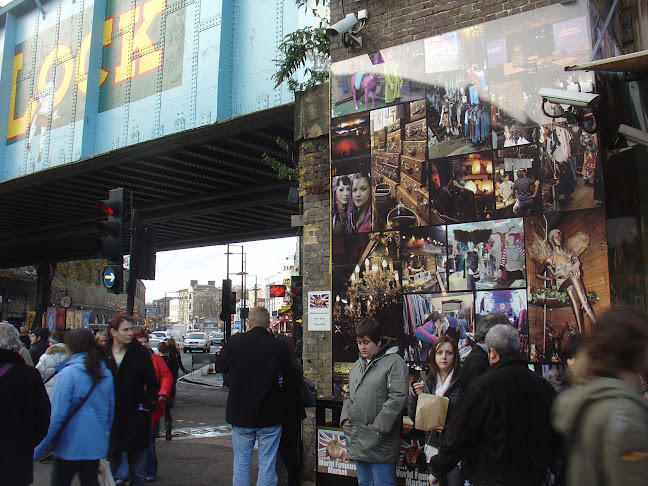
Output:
(538, 87), (600, 108)
(618, 124), (648, 148)
(326, 13), (359, 37)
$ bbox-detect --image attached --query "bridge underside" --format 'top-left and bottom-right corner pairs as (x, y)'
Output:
(0, 104), (298, 268)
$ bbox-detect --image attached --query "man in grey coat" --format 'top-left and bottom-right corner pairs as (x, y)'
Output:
(341, 318), (408, 485)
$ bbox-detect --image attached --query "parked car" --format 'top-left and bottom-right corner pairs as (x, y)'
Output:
(184, 332), (209, 353)
(209, 331), (224, 346)
(149, 331), (169, 351)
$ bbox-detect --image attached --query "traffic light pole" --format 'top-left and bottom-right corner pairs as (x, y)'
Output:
(126, 208), (140, 316)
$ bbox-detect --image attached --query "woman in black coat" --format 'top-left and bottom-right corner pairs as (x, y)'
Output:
(0, 323), (50, 486)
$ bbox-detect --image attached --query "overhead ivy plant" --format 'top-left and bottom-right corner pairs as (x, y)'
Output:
(272, 0), (330, 93)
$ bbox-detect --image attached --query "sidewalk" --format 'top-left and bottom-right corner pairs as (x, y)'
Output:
(178, 364), (224, 387)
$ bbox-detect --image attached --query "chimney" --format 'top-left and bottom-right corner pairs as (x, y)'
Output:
(190, 280), (198, 287)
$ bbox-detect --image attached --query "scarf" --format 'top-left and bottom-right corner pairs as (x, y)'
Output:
(435, 367), (454, 397)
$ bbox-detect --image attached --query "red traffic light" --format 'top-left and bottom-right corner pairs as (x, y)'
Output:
(97, 199), (120, 216)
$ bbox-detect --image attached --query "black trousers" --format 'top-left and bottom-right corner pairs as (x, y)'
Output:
(278, 418), (302, 486)
(51, 458), (99, 486)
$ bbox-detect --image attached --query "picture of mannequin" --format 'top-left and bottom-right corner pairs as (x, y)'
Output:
(348, 173), (372, 233)
(529, 228), (596, 333)
(28, 78), (58, 164)
(332, 175), (352, 235)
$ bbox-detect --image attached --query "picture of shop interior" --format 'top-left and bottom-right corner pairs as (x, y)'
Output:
(331, 114), (371, 175)
(371, 105), (405, 231)
(332, 232), (402, 322)
(429, 154), (495, 224)
(425, 70), (492, 159)
(401, 226), (448, 294)
(538, 123), (603, 213)
(493, 147), (537, 218)
(447, 218), (526, 292)
(475, 288), (529, 357)
(403, 292), (474, 362)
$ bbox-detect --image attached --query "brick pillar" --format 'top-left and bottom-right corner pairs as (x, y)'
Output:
(294, 82), (331, 483)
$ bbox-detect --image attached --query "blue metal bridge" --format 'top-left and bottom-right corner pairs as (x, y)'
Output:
(0, 0), (315, 267)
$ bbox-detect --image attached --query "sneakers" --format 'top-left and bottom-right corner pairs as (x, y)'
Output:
(146, 478), (155, 483)
(115, 481), (126, 486)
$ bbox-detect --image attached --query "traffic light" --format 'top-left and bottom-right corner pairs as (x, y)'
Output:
(290, 275), (303, 317)
(95, 188), (124, 294)
(220, 279), (237, 321)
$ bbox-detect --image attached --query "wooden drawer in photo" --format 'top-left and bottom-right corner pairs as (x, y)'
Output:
(386, 120), (401, 134)
(373, 172), (399, 191)
(401, 155), (426, 184)
(402, 140), (426, 160)
(416, 186), (430, 225)
(386, 140), (402, 154)
(405, 119), (426, 141)
(386, 130), (402, 143)
(382, 152), (400, 166)
(409, 100), (426, 121)
(400, 172), (423, 196)
(395, 186), (423, 228)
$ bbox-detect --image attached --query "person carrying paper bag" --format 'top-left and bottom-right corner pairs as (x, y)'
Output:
(408, 336), (462, 486)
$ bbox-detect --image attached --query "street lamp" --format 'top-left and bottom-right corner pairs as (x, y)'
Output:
(226, 244), (247, 330)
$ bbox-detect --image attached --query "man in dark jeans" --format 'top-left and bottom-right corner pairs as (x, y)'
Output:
(102, 315), (159, 486)
(512, 168), (539, 216)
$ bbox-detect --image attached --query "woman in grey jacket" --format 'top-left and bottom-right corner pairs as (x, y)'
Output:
(341, 318), (409, 486)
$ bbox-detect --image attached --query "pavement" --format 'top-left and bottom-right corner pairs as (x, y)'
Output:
(33, 367), (235, 486)
(32, 366), (316, 486)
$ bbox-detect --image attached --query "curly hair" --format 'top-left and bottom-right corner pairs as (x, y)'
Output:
(0, 322), (22, 352)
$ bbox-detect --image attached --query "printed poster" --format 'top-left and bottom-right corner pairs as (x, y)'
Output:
(308, 291), (332, 331)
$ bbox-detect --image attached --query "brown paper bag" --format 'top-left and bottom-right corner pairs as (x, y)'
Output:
(415, 393), (449, 431)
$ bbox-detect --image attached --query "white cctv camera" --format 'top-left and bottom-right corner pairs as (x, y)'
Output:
(618, 124), (648, 148)
(326, 13), (359, 37)
(538, 87), (600, 109)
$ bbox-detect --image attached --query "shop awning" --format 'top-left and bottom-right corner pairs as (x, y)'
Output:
(564, 50), (648, 72)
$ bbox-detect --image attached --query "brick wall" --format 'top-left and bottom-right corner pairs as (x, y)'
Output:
(294, 82), (331, 483)
(329, 0), (636, 63)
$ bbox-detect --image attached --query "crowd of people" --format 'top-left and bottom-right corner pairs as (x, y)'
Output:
(2, 304), (647, 486)
(340, 307), (648, 486)
(0, 316), (188, 486)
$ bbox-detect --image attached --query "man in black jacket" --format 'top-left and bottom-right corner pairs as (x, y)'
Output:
(221, 306), (291, 486)
(103, 315), (159, 486)
(429, 325), (560, 486)
(459, 312), (509, 390)
(29, 327), (50, 365)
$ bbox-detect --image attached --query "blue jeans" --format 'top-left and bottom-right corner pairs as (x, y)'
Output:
(146, 420), (160, 478)
(108, 448), (147, 486)
(231, 425), (282, 486)
(355, 460), (396, 486)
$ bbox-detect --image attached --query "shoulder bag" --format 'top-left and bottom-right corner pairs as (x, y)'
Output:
(38, 379), (99, 462)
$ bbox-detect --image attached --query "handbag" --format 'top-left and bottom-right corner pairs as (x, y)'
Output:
(98, 458), (116, 486)
(38, 379), (99, 462)
(414, 393), (449, 431)
(299, 377), (317, 407)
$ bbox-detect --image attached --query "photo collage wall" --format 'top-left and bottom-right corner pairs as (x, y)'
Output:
(330, 1), (613, 403)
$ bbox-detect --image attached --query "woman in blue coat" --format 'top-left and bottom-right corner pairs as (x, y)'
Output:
(34, 328), (115, 486)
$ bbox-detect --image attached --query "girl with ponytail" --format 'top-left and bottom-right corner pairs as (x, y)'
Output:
(34, 328), (115, 485)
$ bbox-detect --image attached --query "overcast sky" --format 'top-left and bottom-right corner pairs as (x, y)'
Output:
(142, 237), (298, 302)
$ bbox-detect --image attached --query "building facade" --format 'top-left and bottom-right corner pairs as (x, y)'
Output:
(298, 0), (647, 483)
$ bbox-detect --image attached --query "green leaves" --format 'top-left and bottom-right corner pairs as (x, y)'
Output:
(261, 137), (298, 180)
(272, 1), (330, 93)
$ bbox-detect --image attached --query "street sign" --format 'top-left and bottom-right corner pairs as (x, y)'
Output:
(103, 267), (117, 288)
(59, 295), (72, 308)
